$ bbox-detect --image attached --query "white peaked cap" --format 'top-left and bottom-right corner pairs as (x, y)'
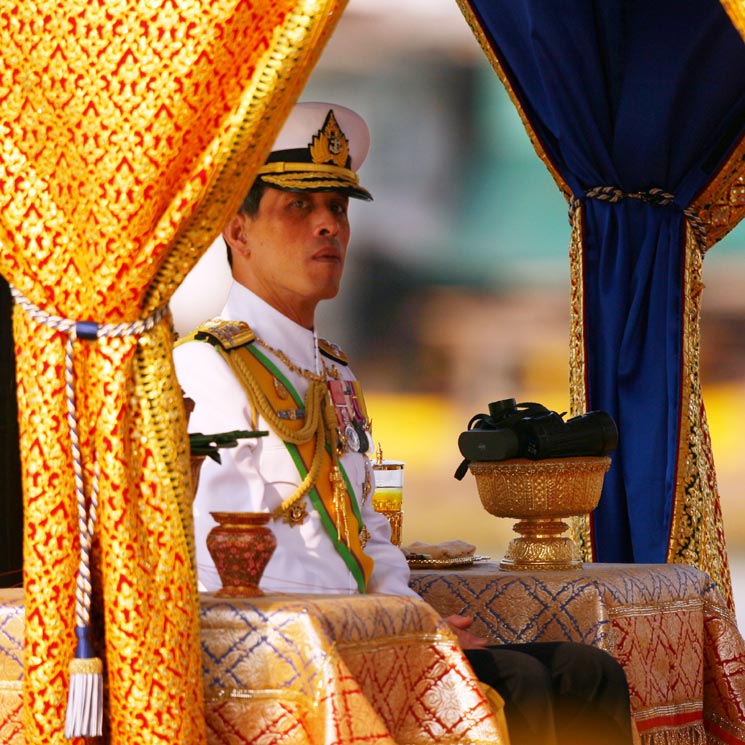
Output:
(256, 101), (373, 200)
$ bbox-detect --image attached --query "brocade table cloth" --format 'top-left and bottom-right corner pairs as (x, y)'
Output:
(409, 561), (745, 745)
(0, 588), (507, 745)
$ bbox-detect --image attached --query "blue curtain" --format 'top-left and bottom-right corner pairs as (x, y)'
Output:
(462, 0), (745, 563)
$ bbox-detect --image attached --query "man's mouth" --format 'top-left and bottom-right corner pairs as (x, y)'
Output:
(312, 245), (342, 262)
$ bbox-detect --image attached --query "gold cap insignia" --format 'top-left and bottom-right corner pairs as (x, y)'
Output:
(309, 110), (349, 168)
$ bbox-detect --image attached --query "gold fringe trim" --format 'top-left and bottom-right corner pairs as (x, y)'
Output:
(638, 724), (705, 745)
(669, 223), (734, 610)
(707, 711), (745, 743)
(568, 202), (588, 417)
(567, 202), (593, 558)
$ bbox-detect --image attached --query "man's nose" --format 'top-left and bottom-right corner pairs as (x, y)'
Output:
(315, 209), (340, 236)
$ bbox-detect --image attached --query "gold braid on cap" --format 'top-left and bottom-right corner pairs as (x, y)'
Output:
(257, 160), (360, 184)
(261, 176), (359, 191)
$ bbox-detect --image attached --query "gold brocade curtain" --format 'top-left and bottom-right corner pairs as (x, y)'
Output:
(0, 1), (345, 742)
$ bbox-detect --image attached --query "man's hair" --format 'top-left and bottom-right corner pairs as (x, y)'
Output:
(239, 179), (268, 218)
(225, 180), (268, 268)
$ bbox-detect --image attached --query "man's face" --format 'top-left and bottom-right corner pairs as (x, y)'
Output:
(230, 187), (351, 326)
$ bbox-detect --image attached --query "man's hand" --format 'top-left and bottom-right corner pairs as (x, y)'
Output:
(444, 614), (489, 650)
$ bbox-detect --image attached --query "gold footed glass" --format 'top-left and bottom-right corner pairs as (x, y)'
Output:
(372, 450), (405, 546)
(372, 497), (403, 546)
(468, 456), (611, 570)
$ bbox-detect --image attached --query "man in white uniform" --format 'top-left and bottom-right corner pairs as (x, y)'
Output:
(175, 102), (633, 745)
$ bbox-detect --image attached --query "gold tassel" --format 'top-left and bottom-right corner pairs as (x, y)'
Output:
(330, 465), (350, 545)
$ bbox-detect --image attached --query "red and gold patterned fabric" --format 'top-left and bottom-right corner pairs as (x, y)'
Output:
(0, 589), (510, 745)
(0, 590), (23, 744)
(0, 2), (345, 742)
(410, 561), (745, 745)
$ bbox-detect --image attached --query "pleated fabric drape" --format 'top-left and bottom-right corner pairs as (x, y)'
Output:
(457, 0), (745, 609)
(0, 1), (345, 741)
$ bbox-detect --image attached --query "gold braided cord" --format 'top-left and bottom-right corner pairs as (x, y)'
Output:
(270, 426), (326, 520)
(0, 1), (348, 742)
(234, 353), (327, 444)
(228, 345), (352, 538)
(258, 161), (360, 184)
(229, 349), (330, 518)
(255, 335), (327, 382)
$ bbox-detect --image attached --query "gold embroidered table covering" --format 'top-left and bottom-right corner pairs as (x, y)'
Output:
(409, 561), (745, 745)
(0, 589), (508, 745)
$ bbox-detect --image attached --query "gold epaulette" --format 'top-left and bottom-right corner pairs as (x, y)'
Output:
(318, 338), (349, 366)
(184, 319), (256, 350)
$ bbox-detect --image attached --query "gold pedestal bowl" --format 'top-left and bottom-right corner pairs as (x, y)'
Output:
(469, 456), (611, 570)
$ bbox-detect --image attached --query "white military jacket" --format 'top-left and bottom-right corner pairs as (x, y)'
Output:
(174, 282), (416, 596)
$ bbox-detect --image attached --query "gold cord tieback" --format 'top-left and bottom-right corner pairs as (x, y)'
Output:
(568, 186), (707, 253)
(232, 343), (351, 537)
(231, 348), (329, 523)
(9, 283), (168, 740)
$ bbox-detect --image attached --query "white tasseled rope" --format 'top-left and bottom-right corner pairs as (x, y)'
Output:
(10, 284), (167, 738)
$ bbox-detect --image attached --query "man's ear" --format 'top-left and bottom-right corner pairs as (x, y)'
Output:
(223, 213), (250, 256)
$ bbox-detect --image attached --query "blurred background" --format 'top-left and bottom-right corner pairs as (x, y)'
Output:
(171, 0), (745, 619)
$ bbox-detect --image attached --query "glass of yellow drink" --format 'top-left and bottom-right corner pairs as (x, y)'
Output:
(372, 457), (404, 546)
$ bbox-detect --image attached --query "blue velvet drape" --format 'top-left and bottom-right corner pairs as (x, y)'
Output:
(462, 0), (745, 562)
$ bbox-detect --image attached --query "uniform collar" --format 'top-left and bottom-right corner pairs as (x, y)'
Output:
(222, 282), (321, 375)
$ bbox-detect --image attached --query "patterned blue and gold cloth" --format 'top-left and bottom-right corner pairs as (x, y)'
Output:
(410, 562), (745, 745)
(0, 589), (508, 744)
